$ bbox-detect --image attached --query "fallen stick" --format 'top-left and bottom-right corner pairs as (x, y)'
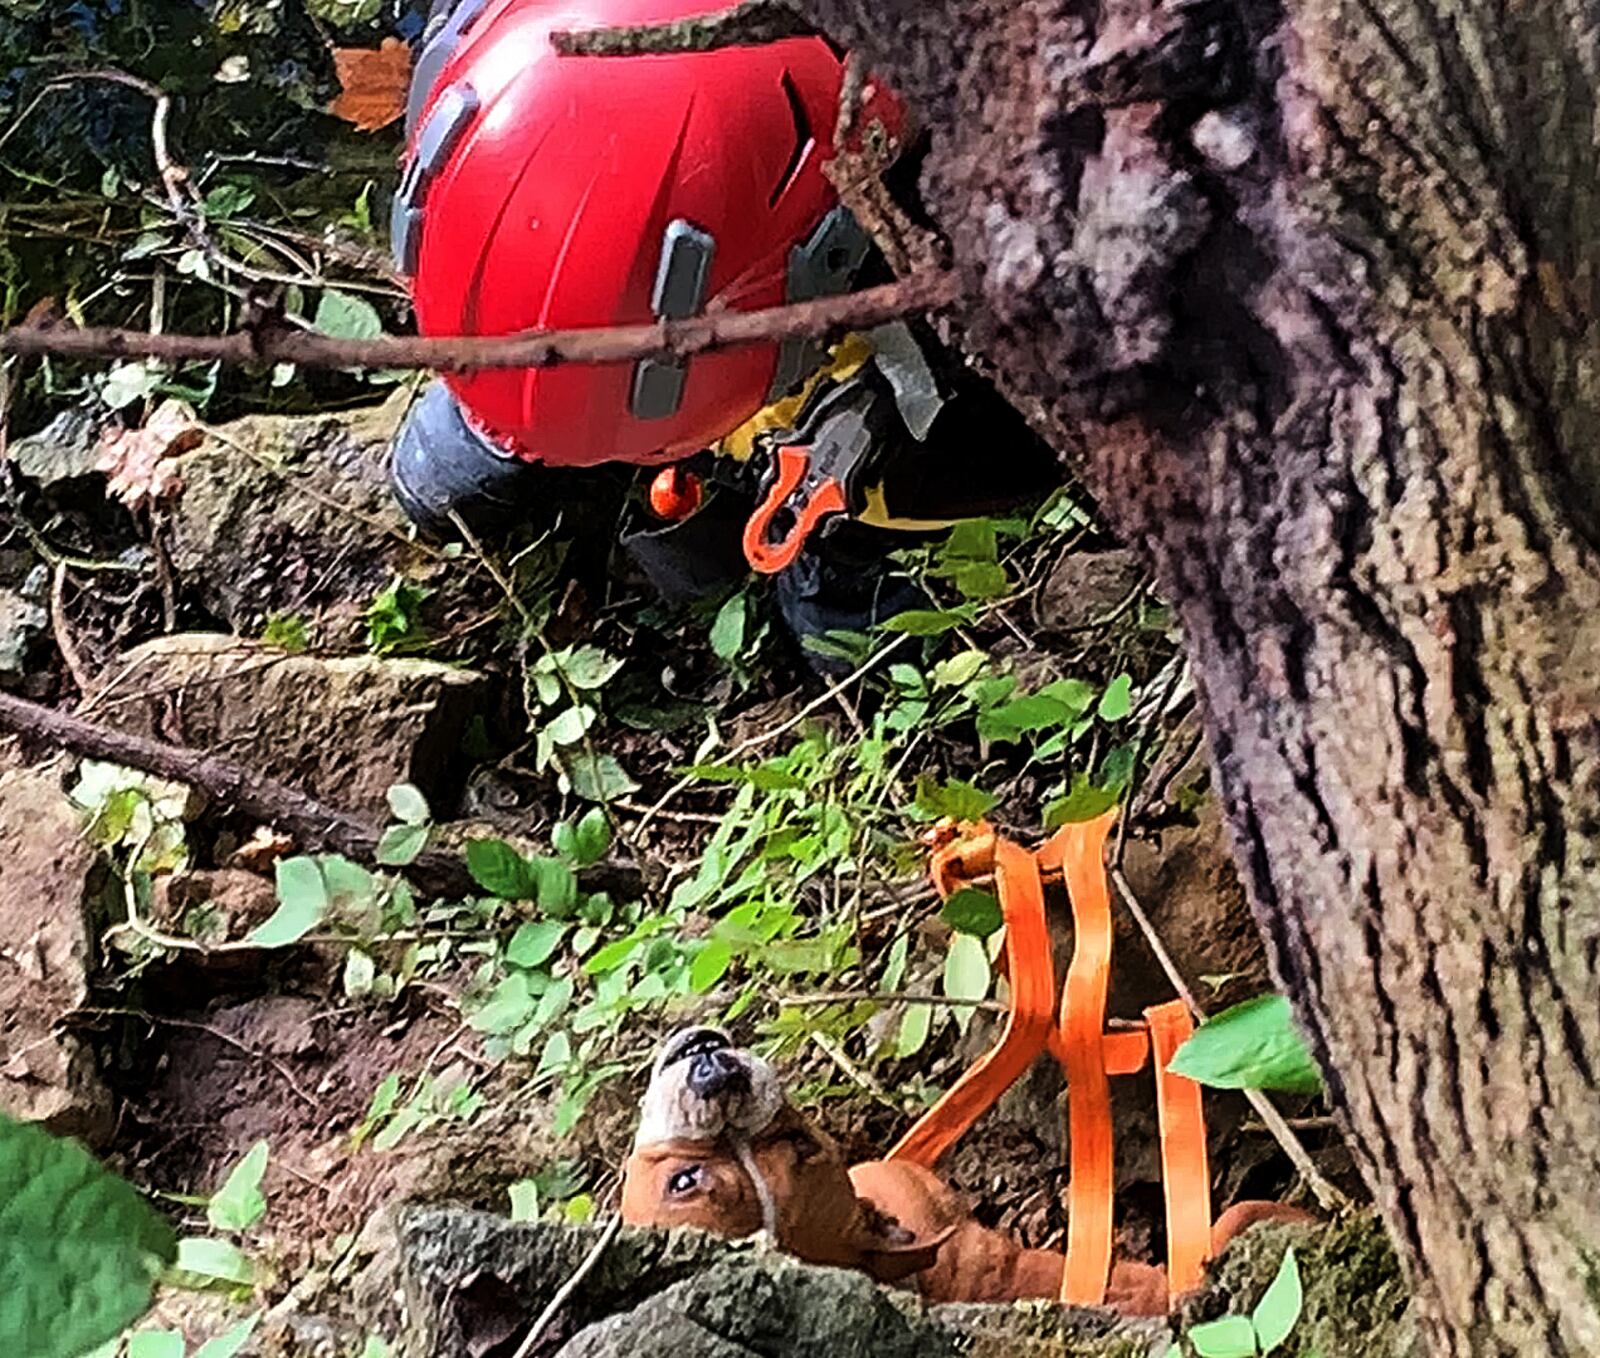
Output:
(0, 688), (475, 899)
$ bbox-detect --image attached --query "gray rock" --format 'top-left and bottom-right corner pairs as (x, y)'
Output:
(397, 1209), (1170, 1358)
(165, 388), (439, 637)
(1037, 548), (1146, 634)
(0, 749), (112, 1144)
(557, 1258), (960, 1358)
(0, 587), (47, 685)
(9, 406), (102, 487)
(90, 633), (487, 815)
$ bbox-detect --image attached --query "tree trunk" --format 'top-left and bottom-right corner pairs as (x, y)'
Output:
(791, 0), (1600, 1352)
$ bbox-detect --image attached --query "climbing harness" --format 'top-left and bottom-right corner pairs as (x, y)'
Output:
(888, 810), (1213, 1309)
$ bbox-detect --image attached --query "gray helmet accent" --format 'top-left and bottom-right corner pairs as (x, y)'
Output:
(391, 80), (481, 275)
(406, 0), (491, 140)
(769, 206), (872, 400)
(631, 219), (716, 421)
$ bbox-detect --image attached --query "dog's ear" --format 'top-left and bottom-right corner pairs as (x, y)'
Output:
(849, 1204), (957, 1283)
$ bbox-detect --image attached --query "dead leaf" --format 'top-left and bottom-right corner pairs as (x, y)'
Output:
(95, 399), (203, 511)
(228, 825), (297, 873)
(329, 39), (413, 133)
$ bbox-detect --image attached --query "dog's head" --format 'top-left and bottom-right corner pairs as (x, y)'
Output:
(621, 1026), (948, 1283)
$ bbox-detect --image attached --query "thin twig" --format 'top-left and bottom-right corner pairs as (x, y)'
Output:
(809, 1030), (902, 1113)
(0, 271), (962, 372)
(630, 632), (911, 838)
(779, 989), (1007, 1014)
(72, 1006), (317, 1108)
(1107, 865), (1352, 1212)
(50, 562), (94, 696)
(511, 1212), (624, 1358)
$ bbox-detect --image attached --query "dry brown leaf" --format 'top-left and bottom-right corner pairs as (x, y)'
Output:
(95, 398), (203, 511)
(329, 39), (413, 133)
(228, 825), (297, 873)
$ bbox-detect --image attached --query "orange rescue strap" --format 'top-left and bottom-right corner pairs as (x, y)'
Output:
(886, 809), (1212, 1308)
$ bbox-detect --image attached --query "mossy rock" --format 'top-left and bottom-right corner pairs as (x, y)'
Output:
(1180, 1211), (1417, 1358)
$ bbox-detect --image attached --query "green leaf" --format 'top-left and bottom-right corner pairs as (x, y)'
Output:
(506, 921), (567, 970)
(0, 1113), (176, 1358)
(881, 608), (970, 636)
(690, 939), (734, 994)
(710, 594), (747, 661)
(206, 1141), (268, 1233)
(249, 858), (328, 946)
(1186, 1314), (1259, 1358)
(260, 614), (309, 653)
(583, 935), (640, 975)
(314, 288), (383, 340)
(532, 975), (574, 1028)
(931, 650), (988, 688)
(896, 1003), (933, 1058)
(196, 1314), (261, 1358)
(913, 775), (998, 823)
(466, 840), (540, 900)
(546, 704), (596, 747)
(344, 949), (377, 999)
(386, 783), (431, 826)
(976, 693), (1076, 743)
(565, 752), (639, 803)
(942, 519), (997, 562)
(508, 1180), (540, 1223)
(537, 1030), (573, 1077)
(560, 646), (624, 690)
(128, 1333), (185, 1358)
(202, 181), (256, 219)
(685, 763), (806, 792)
(943, 933), (991, 1017)
(1043, 774), (1121, 828)
(535, 859), (580, 916)
(1162, 1346), (1184, 1358)
(1251, 1247), (1303, 1353)
(376, 822), (428, 867)
(102, 362), (160, 411)
(940, 887), (1004, 939)
(1167, 994), (1322, 1095)
(952, 560), (1008, 600)
(469, 974), (535, 1035)
(881, 933), (909, 992)
(1097, 673), (1135, 721)
(174, 1236), (254, 1287)
(555, 807), (612, 867)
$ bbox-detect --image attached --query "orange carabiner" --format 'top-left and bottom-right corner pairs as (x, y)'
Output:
(741, 446), (848, 574)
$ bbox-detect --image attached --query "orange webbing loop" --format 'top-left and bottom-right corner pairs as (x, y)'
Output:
(1053, 810), (1119, 1306)
(888, 833), (1056, 1167)
(1145, 1000), (1212, 1301)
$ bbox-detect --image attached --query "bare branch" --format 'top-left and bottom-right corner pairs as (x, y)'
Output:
(0, 688), (475, 899)
(0, 270), (962, 373)
(552, 0), (815, 56)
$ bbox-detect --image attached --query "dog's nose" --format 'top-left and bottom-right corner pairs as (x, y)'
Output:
(686, 1047), (751, 1099)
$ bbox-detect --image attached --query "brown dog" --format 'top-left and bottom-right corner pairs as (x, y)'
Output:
(620, 1027), (1314, 1312)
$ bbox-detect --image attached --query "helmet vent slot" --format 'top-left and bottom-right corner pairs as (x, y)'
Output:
(769, 71), (815, 208)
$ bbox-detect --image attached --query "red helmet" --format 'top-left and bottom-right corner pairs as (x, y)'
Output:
(393, 0), (903, 468)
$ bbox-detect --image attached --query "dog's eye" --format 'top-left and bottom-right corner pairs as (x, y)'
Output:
(667, 1166), (703, 1195)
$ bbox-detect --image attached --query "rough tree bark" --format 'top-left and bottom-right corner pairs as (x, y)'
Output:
(783, 0), (1600, 1353)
